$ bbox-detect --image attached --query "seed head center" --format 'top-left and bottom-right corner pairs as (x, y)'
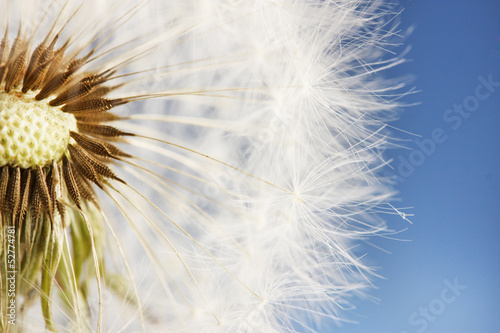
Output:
(0, 89), (78, 168)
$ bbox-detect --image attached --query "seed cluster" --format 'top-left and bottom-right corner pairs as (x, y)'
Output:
(0, 7), (143, 330)
(0, 0), (178, 328)
(0, 24), (135, 221)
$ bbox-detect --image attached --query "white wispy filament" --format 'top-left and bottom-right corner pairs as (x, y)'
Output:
(1, 0), (406, 332)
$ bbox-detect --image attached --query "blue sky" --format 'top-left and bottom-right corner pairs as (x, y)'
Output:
(333, 1), (500, 332)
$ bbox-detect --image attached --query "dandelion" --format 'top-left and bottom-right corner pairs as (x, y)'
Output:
(0, 0), (407, 332)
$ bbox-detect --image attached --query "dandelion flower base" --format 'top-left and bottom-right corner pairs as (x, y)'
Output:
(0, 90), (77, 168)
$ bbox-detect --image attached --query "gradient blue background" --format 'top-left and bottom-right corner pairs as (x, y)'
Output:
(335, 1), (500, 332)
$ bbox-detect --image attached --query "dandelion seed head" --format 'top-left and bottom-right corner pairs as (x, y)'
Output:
(0, 0), (409, 331)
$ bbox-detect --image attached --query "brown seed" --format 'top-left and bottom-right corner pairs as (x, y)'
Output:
(35, 166), (54, 222)
(62, 97), (128, 113)
(62, 155), (82, 210)
(7, 167), (21, 215)
(73, 168), (98, 206)
(70, 144), (125, 184)
(49, 74), (104, 106)
(75, 111), (124, 123)
(77, 122), (134, 137)
(68, 144), (103, 188)
(5, 49), (28, 92)
(70, 131), (130, 158)
(0, 167), (10, 214)
(18, 168), (33, 220)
